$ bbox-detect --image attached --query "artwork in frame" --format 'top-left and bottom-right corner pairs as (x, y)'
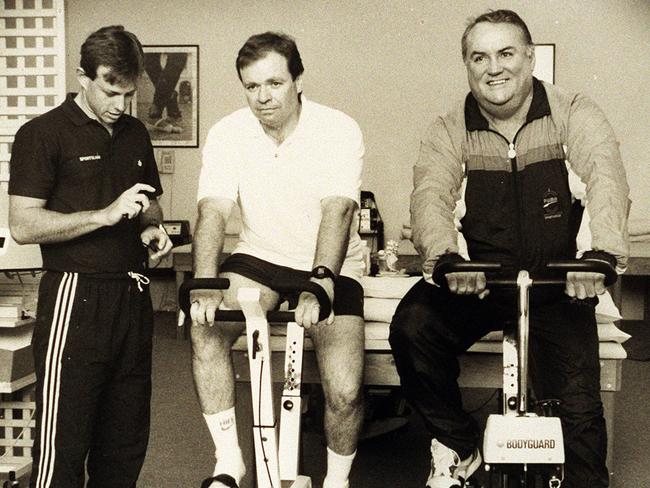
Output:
(132, 45), (199, 147)
(533, 44), (555, 84)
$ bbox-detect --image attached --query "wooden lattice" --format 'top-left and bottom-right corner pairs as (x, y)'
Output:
(0, 0), (66, 188)
(0, 385), (35, 478)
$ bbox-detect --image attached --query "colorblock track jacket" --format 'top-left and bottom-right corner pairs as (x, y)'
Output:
(412, 78), (630, 278)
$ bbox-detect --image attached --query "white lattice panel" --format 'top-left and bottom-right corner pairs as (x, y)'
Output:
(0, 0), (66, 189)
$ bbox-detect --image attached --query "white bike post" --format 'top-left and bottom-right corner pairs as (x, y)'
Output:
(483, 271), (565, 488)
(279, 321), (311, 487)
(239, 288), (282, 488)
(237, 288), (311, 488)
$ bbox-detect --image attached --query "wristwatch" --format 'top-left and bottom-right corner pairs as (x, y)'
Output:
(311, 265), (336, 281)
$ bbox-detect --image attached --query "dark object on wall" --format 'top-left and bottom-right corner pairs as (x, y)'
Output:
(162, 220), (192, 247)
(359, 190), (384, 251)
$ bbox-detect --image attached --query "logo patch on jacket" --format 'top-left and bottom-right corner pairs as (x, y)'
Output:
(543, 189), (561, 220)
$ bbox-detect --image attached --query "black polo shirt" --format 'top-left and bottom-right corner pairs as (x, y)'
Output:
(9, 93), (163, 273)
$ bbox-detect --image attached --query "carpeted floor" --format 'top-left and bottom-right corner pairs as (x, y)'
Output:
(13, 312), (646, 487)
(137, 313), (650, 488)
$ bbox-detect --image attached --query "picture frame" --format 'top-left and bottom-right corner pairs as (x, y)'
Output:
(132, 45), (199, 147)
(533, 44), (555, 84)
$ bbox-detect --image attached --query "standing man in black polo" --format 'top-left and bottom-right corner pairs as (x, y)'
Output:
(8, 25), (172, 487)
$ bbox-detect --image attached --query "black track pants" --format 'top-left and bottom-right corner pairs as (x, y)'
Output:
(389, 278), (609, 487)
(30, 271), (154, 488)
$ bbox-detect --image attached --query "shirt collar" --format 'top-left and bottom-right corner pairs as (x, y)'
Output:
(464, 77), (551, 131)
(61, 92), (131, 131)
(61, 92), (92, 126)
(248, 95), (310, 143)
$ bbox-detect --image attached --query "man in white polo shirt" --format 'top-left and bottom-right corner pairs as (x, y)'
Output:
(190, 32), (366, 488)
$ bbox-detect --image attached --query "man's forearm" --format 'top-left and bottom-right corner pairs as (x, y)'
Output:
(10, 207), (107, 245)
(192, 206), (227, 278)
(313, 198), (356, 275)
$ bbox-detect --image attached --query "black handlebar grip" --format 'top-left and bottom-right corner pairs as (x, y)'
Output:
(178, 277), (332, 323)
(269, 276), (332, 322)
(545, 260), (617, 287)
(432, 259), (617, 289)
(432, 261), (502, 286)
(178, 278), (231, 316)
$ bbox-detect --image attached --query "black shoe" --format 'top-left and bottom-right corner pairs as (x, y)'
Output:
(200, 474), (239, 488)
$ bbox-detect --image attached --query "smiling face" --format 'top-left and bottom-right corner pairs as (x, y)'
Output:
(240, 50), (303, 133)
(464, 22), (535, 119)
(77, 65), (136, 127)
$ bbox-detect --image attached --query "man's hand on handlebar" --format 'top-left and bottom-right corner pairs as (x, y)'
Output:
(295, 277), (335, 329)
(566, 271), (606, 299)
(189, 289), (224, 326)
(446, 271), (490, 299)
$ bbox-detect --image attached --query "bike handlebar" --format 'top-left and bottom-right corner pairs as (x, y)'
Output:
(178, 277), (332, 323)
(433, 260), (617, 288)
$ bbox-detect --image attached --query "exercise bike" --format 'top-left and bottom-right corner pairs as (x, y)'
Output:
(435, 260), (617, 488)
(179, 277), (331, 488)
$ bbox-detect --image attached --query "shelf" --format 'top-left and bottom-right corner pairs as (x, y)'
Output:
(0, 373), (35, 393)
(0, 317), (35, 329)
(0, 457), (31, 478)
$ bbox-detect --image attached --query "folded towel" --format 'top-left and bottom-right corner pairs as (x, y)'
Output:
(629, 218), (650, 237)
(364, 298), (401, 323)
(360, 276), (419, 299)
(595, 290), (622, 322)
(362, 275), (623, 325)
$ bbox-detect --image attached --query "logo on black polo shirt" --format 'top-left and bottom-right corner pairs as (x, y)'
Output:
(79, 154), (101, 162)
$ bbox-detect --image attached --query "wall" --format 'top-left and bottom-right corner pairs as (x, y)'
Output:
(64, 0), (650, 247)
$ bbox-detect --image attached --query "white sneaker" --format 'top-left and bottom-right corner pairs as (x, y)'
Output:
(426, 439), (482, 487)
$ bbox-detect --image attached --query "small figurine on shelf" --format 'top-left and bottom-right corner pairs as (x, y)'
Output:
(375, 240), (401, 275)
(385, 240), (399, 272)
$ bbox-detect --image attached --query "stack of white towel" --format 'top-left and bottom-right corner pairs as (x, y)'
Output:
(629, 218), (650, 242)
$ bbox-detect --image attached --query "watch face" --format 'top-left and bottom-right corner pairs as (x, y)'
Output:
(312, 266), (333, 280)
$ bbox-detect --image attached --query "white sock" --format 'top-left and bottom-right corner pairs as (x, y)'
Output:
(203, 407), (245, 482)
(323, 446), (356, 488)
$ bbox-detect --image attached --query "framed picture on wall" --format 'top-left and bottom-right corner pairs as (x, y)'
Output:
(131, 45), (199, 147)
(533, 44), (555, 84)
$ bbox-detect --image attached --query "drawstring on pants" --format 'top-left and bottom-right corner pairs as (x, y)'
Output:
(128, 272), (150, 292)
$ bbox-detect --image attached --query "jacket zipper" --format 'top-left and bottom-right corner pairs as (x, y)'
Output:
(485, 127), (528, 270)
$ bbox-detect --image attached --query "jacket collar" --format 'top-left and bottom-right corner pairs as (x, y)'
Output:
(464, 77), (551, 131)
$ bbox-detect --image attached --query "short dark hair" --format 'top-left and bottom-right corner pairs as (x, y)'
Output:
(80, 25), (144, 85)
(236, 32), (304, 81)
(461, 9), (533, 60)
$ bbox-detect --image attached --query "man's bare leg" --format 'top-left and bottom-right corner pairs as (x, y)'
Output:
(190, 272), (279, 488)
(310, 314), (365, 487)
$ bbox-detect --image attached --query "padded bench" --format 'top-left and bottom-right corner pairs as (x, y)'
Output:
(230, 276), (628, 488)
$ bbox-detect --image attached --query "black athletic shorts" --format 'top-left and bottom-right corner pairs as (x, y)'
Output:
(220, 253), (364, 317)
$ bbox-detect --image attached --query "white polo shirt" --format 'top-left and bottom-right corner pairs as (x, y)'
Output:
(197, 98), (365, 280)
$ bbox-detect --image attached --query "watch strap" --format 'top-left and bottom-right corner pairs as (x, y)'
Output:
(311, 265), (336, 280)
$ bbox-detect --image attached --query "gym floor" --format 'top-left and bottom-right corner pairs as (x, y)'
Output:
(138, 313), (650, 488)
(13, 312), (649, 487)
